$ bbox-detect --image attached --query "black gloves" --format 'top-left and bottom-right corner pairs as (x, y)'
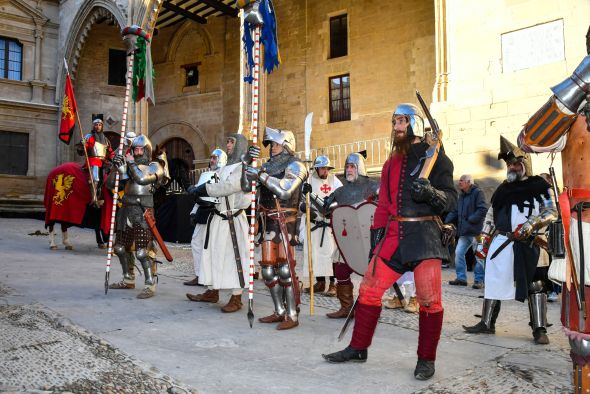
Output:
(369, 227), (386, 261)
(187, 183), (209, 198)
(189, 213), (198, 227)
(411, 178), (448, 215)
(302, 183), (312, 195)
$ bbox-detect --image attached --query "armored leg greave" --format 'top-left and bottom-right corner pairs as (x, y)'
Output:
(261, 264), (286, 316)
(528, 280), (549, 344)
(482, 299), (501, 330)
(136, 248), (154, 286)
(278, 261), (298, 321)
(528, 281), (548, 330)
(114, 243), (133, 281)
(463, 299), (501, 334)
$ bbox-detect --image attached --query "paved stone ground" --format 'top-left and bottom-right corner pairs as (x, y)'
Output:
(0, 219), (573, 393)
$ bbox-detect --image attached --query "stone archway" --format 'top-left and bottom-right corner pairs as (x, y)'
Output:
(59, 2), (126, 94)
(150, 121), (209, 164)
(166, 20), (214, 63)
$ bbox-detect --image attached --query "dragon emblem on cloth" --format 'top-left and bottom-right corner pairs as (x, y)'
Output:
(52, 173), (75, 206)
(61, 95), (74, 121)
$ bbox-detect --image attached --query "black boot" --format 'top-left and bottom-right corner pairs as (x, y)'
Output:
(322, 346), (367, 363)
(414, 359), (435, 380)
(463, 299), (500, 334)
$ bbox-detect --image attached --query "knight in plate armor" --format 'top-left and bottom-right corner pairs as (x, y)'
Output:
(242, 126), (308, 330)
(106, 134), (166, 299)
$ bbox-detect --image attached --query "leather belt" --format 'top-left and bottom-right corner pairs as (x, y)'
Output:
(389, 215), (438, 222)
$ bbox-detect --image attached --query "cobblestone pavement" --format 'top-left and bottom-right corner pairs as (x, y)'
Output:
(0, 284), (195, 394)
(0, 219), (573, 393)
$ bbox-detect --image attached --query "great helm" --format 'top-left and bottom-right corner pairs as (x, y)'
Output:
(313, 155), (334, 170)
(344, 152), (367, 177)
(262, 127), (296, 154)
(498, 135), (533, 177)
(130, 134), (153, 162)
(393, 103), (425, 137)
(209, 148), (228, 170)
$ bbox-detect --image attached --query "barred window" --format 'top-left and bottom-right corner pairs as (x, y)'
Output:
(329, 14), (348, 59)
(0, 37), (23, 80)
(0, 131), (28, 175)
(329, 74), (350, 123)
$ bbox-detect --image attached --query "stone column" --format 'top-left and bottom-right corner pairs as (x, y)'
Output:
(433, 0), (449, 103)
(30, 25), (47, 103)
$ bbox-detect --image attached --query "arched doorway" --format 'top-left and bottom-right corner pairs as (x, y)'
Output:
(160, 137), (194, 192)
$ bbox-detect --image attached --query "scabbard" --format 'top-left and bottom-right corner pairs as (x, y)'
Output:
(143, 208), (173, 262)
(225, 196), (246, 288)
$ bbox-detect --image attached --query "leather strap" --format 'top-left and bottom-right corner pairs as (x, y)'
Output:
(389, 215), (438, 222)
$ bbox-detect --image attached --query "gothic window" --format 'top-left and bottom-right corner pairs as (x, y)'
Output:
(0, 37), (23, 80)
(329, 14), (348, 59)
(329, 74), (351, 123)
(108, 49), (127, 86)
(0, 131), (28, 175)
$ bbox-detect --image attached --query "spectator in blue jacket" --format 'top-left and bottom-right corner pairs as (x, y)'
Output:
(445, 175), (488, 289)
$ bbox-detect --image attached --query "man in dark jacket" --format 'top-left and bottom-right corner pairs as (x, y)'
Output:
(445, 175), (487, 288)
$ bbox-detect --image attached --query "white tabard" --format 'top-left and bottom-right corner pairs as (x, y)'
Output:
(485, 201), (541, 300)
(299, 172), (343, 277)
(199, 162), (250, 289)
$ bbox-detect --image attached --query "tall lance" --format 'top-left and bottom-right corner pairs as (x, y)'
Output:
(104, 46), (135, 294)
(237, 0), (282, 326)
(303, 112), (315, 314)
(104, 12), (161, 293)
(246, 26), (261, 328)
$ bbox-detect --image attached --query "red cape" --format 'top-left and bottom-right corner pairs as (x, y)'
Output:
(44, 162), (113, 234)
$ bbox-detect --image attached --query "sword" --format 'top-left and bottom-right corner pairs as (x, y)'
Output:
(273, 198), (301, 306)
(224, 190), (246, 289)
(490, 231), (548, 260)
(136, 199), (173, 262)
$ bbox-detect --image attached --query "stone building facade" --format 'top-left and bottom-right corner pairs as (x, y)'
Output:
(0, 0), (589, 206)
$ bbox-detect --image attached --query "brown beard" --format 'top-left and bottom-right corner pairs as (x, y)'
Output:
(392, 133), (411, 156)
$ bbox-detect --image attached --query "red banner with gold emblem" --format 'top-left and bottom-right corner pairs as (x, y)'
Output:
(59, 74), (77, 144)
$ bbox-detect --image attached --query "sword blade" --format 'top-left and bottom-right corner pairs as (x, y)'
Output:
(338, 298), (358, 341)
(392, 283), (406, 306)
(490, 237), (513, 260)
